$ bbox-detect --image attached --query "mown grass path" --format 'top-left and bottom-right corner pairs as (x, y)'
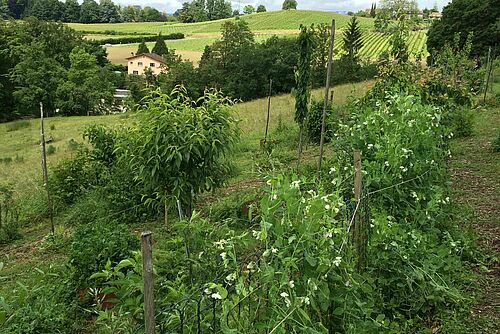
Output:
(450, 106), (499, 332)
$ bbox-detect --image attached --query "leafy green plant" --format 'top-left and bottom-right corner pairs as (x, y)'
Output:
(69, 221), (138, 287)
(46, 145), (56, 155)
(5, 120), (30, 132)
(119, 86), (239, 216)
(306, 99), (333, 144)
(0, 185), (21, 245)
(492, 132), (500, 152)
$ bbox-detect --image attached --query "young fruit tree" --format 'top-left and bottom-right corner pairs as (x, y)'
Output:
(120, 86), (239, 221)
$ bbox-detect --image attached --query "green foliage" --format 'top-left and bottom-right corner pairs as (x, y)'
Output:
(69, 221), (138, 287)
(243, 5), (254, 15)
(136, 39), (149, 54)
(342, 16), (364, 63)
(427, 0), (500, 57)
(120, 86), (239, 212)
(151, 33), (169, 57)
(88, 33), (185, 46)
(5, 120), (30, 132)
(282, 0), (297, 10)
(0, 265), (84, 334)
(306, 99), (333, 144)
(449, 107), (474, 138)
(46, 145), (56, 155)
(256, 5), (266, 12)
(294, 25), (314, 125)
(0, 185), (21, 245)
(492, 132), (500, 152)
(178, 0), (232, 23)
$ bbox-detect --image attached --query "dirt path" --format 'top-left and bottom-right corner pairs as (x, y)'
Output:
(450, 106), (499, 332)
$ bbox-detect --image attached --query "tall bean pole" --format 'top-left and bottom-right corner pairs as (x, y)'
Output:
(264, 79), (273, 144)
(317, 19), (335, 182)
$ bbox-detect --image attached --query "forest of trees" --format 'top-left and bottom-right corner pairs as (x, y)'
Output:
(0, 0), (169, 23)
(0, 18), (117, 121)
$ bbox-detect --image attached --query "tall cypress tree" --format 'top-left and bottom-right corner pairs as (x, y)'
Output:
(294, 24), (314, 167)
(342, 16), (364, 63)
(151, 33), (168, 56)
(137, 39), (150, 54)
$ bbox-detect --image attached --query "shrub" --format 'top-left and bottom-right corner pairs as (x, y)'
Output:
(88, 33), (185, 46)
(47, 145), (56, 155)
(0, 185), (21, 245)
(449, 107), (474, 138)
(69, 221), (138, 287)
(306, 99), (333, 144)
(493, 132), (500, 152)
(5, 120), (30, 132)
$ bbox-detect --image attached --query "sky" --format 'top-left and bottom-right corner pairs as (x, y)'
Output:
(112, 0), (451, 13)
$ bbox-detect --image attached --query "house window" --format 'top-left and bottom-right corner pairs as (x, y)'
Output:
(133, 70), (139, 75)
(129, 61), (133, 64)
(150, 63), (155, 67)
(138, 62), (143, 66)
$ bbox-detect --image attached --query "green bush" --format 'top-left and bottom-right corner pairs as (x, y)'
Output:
(493, 132), (500, 152)
(69, 221), (138, 287)
(5, 120), (30, 132)
(306, 99), (333, 144)
(88, 33), (185, 46)
(46, 145), (56, 155)
(0, 185), (21, 245)
(450, 107), (474, 138)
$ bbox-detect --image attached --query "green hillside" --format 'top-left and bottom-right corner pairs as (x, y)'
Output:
(68, 10), (375, 36)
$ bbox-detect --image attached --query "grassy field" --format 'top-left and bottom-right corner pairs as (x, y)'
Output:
(0, 80), (374, 199)
(70, 10), (375, 36)
(72, 10), (429, 65)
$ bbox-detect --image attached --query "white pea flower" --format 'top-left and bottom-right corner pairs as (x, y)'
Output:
(263, 249), (270, 257)
(325, 231), (333, 238)
(271, 247), (278, 254)
(211, 293), (222, 300)
(204, 288), (210, 295)
(325, 204), (331, 210)
(329, 167), (336, 174)
(272, 194), (278, 200)
(385, 161), (389, 167)
(367, 143), (373, 149)
(280, 292), (289, 298)
(333, 256), (342, 267)
(291, 180), (301, 189)
(220, 252), (227, 260)
(288, 280), (295, 288)
(445, 197), (450, 203)
(321, 195), (330, 202)
(214, 239), (226, 249)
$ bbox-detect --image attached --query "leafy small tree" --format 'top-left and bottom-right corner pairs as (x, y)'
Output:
(151, 33), (169, 56)
(256, 4), (266, 12)
(243, 5), (254, 15)
(136, 39), (149, 54)
(121, 86), (239, 218)
(370, 2), (376, 17)
(282, 0), (297, 10)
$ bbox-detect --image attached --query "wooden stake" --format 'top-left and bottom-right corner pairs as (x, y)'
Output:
(264, 79), (273, 144)
(353, 150), (366, 271)
(483, 47), (492, 103)
(141, 232), (155, 334)
(40, 102), (54, 235)
(317, 19), (336, 182)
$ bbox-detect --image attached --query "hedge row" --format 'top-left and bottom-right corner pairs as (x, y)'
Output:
(89, 33), (185, 45)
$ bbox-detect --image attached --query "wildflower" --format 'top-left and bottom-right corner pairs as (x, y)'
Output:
(325, 204), (331, 210)
(329, 167), (336, 174)
(288, 280), (295, 288)
(280, 292), (289, 298)
(204, 288), (210, 294)
(344, 166), (349, 171)
(385, 161), (389, 167)
(321, 195), (330, 202)
(291, 180), (301, 189)
(220, 252), (227, 260)
(247, 262), (255, 269)
(272, 194), (278, 200)
(325, 231), (333, 238)
(226, 272), (236, 282)
(445, 197), (450, 203)
(367, 143), (373, 149)
(214, 239), (226, 249)
(271, 247), (278, 254)
(211, 293), (222, 300)
(333, 256), (342, 267)
(262, 249), (270, 257)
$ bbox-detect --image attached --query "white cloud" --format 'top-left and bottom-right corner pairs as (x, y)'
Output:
(112, 0), (451, 13)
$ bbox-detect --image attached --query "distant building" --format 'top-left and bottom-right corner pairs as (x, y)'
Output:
(429, 12), (442, 19)
(126, 53), (166, 76)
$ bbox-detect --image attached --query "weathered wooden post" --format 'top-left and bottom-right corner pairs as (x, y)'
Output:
(317, 19), (335, 182)
(483, 47), (492, 103)
(353, 150), (366, 271)
(264, 78), (273, 144)
(40, 102), (54, 235)
(141, 232), (155, 334)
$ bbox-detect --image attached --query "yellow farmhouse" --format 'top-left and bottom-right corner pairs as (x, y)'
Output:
(126, 53), (166, 75)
